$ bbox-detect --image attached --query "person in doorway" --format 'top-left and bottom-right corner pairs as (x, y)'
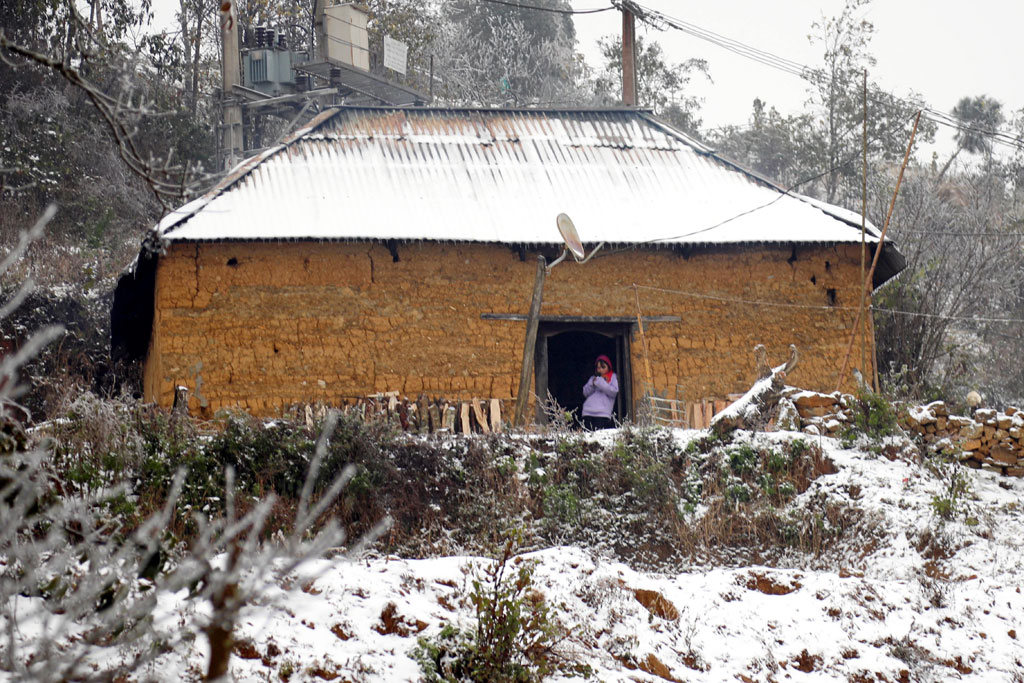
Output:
(582, 354), (618, 430)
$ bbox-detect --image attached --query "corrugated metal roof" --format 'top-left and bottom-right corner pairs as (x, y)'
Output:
(159, 107), (886, 251)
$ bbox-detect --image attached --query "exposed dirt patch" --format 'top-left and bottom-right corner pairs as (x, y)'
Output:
(330, 624), (351, 641)
(372, 602), (427, 637)
(793, 649), (822, 672)
(942, 655), (973, 674)
(744, 572), (802, 595)
(633, 589), (679, 620)
(232, 640), (261, 660)
(637, 653), (682, 682)
(813, 454), (838, 475)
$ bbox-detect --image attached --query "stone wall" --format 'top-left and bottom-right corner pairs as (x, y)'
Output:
(784, 391), (1024, 477)
(144, 240), (872, 417)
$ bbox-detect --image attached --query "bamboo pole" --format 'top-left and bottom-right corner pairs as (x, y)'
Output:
(632, 284), (654, 401)
(835, 110), (922, 392)
(860, 69), (869, 382)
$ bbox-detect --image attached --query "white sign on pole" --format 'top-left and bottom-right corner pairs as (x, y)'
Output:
(383, 35), (408, 75)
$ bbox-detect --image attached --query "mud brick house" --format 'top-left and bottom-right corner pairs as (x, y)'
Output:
(112, 106), (905, 422)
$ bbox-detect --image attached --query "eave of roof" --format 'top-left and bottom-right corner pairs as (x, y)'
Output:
(153, 106), (903, 287)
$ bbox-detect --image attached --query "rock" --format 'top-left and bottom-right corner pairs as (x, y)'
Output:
(925, 400), (949, 417)
(907, 405), (936, 426)
(960, 423), (984, 440)
(998, 415), (1013, 430)
(792, 391), (840, 409)
(962, 439), (982, 451)
(797, 405), (832, 419)
(975, 408), (997, 423)
(990, 446), (1018, 465)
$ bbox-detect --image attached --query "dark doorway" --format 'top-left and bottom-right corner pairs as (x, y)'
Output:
(535, 323), (631, 424)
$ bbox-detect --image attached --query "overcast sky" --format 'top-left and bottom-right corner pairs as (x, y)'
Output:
(570, 0), (1023, 157)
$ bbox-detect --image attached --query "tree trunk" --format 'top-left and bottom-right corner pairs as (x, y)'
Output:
(710, 345), (798, 438)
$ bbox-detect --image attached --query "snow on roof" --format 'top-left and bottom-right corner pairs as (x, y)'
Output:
(159, 107), (887, 253)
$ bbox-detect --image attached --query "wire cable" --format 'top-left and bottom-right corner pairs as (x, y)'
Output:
(623, 1), (1024, 153)
(478, 0), (614, 15)
(630, 284), (1024, 324)
(637, 109), (919, 245)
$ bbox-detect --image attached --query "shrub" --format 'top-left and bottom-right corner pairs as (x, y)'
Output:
(414, 536), (589, 682)
(927, 454), (973, 522)
(841, 388), (902, 447)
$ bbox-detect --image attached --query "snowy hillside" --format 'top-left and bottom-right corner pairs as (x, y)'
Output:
(114, 431), (1024, 682)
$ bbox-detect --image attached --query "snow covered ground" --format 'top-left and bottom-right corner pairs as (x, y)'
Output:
(5, 430), (1024, 682)
(119, 432), (1024, 682)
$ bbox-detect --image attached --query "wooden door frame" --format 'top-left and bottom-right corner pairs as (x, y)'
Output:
(533, 321), (633, 424)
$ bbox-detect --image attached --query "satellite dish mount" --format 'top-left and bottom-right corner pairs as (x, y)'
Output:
(548, 213), (603, 271)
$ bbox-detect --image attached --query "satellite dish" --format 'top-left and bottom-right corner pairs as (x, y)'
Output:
(556, 213), (585, 261)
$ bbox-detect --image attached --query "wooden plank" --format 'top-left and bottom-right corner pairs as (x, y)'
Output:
(460, 402), (472, 434)
(713, 399), (727, 417)
(417, 395), (429, 434)
(397, 401), (410, 430)
(428, 404), (440, 433)
(489, 399), (501, 432)
(443, 404), (456, 431)
(473, 398), (490, 433)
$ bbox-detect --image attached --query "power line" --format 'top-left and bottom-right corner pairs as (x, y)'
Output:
(891, 230), (1024, 237)
(623, 1), (1024, 153)
(636, 109), (919, 245)
(631, 284), (1024, 324)
(478, 0), (614, 15)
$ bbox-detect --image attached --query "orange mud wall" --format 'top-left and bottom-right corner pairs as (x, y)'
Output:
(143, 241), (873, 418)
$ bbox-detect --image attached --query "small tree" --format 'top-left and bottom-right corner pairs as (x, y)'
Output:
(594, 35), (710, 136)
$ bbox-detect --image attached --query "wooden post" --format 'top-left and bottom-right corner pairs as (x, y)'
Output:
(460, 402), (471, 434)
(621, 6), (637, 106)
(514, 255), (547, 427)
(173, 385), (190, 416)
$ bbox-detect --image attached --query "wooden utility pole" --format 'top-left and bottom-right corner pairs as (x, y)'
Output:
(621, 5), (637, 106)
(220, 1), (244, 169)
(514, 255), (547, 427)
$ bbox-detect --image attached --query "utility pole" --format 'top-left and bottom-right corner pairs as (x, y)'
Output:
(220, 1), (244, 169)
(621, 4), (637, 106)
